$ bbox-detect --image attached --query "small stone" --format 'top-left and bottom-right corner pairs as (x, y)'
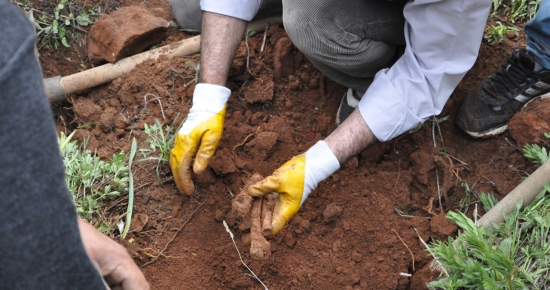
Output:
(214, 208), (224, 222)
(284, 232), (296, 248)
(343, 221), (351, 231)
(332, 241), (340, 253)
(345, 157), (359, 169)
(309, 77), (319, 89)
(351, 251), (362, 263)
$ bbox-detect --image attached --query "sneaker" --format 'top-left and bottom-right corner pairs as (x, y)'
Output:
(336, 88), (361, 125)
(457, 49), (550, 138)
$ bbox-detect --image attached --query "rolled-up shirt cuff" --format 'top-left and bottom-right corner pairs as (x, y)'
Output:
(357, 70), (424, 142)
(200, 0), (261, 21)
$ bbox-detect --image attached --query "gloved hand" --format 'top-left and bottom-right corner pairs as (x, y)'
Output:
(170, 83), (231, 195)
(247, 141), (340, 234)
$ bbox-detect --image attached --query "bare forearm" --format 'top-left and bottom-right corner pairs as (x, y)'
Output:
(199, 12), (247, 86)
(324, 109), (378, 165)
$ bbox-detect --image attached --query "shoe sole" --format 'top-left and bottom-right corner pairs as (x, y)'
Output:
(463, 91), (550, 138)
(336, 89), (360, 126)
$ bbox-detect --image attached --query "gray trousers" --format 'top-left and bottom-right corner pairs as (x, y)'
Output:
(171, 0), (406, 94)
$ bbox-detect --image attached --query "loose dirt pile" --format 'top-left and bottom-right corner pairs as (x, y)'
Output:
(42, 3), (549, 288)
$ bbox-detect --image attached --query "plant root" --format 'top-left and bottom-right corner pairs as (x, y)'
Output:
(250, 197), (271, 260)
(261, 194), (275, 237)
(434, 155), (455, 206)
(228, 173), (263, 231)
(228, 173), (273, 260)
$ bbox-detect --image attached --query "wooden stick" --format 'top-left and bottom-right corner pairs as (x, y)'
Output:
(478, 159), (550, 227)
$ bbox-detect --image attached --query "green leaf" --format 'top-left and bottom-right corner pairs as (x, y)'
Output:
(52, 19), (59, 34)
(59, 27), (66, 39)
(65, 18), (70, 26)
(61, 37), (70, 48)
(57, 3), (64, 9)
(76, 13), (89, 26)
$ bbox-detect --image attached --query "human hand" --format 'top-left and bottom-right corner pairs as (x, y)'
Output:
(247, 141), (340, 234)
(78, 220), (149, 290)
(170, 84), (231, 195)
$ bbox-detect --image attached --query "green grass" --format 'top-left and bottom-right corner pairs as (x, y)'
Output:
(141, 119), (178, 162)
(428, 134), (550, 289)
(139, 117), (184, 183)
(59, 132), (129, 236)
(491, 0), (541, 22)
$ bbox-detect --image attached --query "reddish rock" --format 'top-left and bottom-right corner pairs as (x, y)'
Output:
(87, 6), (169, 63)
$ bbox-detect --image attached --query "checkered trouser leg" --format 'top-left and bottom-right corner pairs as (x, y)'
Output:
(283, 0), (407, 93)
(170, 0), (282, 31)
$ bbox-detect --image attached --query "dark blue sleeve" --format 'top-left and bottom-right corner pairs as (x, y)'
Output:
(0, 1), (106, 289)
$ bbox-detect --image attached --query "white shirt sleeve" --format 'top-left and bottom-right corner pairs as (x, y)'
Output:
(200, 0), (262, 21)
(357, 0), (492, 142)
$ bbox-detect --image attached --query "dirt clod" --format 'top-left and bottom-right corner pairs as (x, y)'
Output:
(430, 214), (458, 240)
(509, 99), (550, 149)
(244, 131), (278, 160)
(87, 6), (169, 63)
(130, 213), (149, 233)
(323, 203), (343, 223)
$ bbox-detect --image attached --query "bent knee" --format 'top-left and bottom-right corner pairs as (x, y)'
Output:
(170, 0), (202, 31)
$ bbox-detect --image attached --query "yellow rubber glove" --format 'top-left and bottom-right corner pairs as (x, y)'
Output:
(170, 84), (231, 195)
(247, 141), (340, 234)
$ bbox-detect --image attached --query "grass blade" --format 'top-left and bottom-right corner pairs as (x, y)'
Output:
(122, 138), (137, 239)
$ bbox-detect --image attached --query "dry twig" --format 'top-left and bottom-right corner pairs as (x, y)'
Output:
(414, 227), (449, 277)
(392, 228), (415, 272)
(223, 220), (268, 289)
(143, 93), (166, 120)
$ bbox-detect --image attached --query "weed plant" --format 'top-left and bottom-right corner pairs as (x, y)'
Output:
(485, 22), (520, 44)
(59, 132), (129, 235)
(428, 135), (550, 289)
(141, 118), (180, 162)
(16, 0), (96, 50)
(140, 117), (184, 183)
